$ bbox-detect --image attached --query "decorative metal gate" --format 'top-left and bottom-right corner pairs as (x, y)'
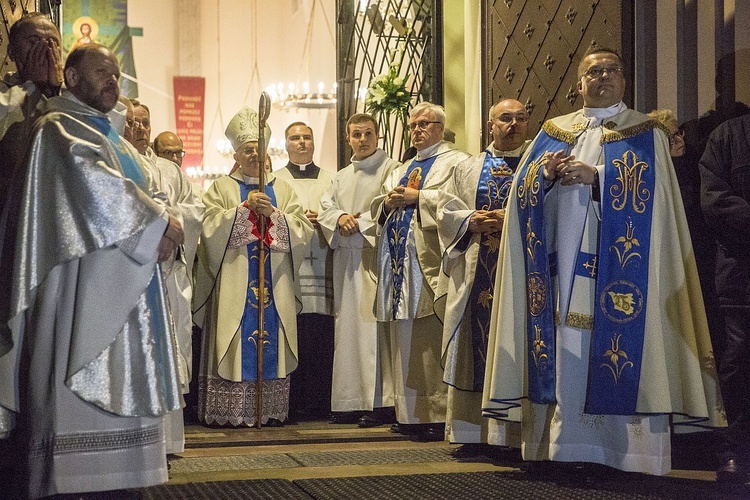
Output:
(336, 0), (442, 168)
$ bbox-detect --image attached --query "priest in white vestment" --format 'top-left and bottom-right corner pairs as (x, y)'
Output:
(482, 48), (725, 475)
(195, 107), (312, 427)
(436, 99), (530, 454)
(125, 99), (205, 453)
(373, 102), (470, 440)
(0, 44), (184, 498)
(319, 113), (400, 427)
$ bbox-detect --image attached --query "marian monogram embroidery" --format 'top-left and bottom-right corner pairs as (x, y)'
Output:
(610, 150), (651, 213)
(518, 153), (547, 209)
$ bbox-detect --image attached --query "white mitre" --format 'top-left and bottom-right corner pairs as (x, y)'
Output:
(225, 106), (272, 150)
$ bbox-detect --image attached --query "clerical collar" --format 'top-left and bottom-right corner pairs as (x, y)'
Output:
(489, 142), (527, 158)
(416, 141), (442, 161)
(582, 101), (627, 126)
(351, 148), (386, 171)
(286, 161), (320, 179)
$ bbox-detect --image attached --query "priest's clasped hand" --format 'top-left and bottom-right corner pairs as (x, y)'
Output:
(468, 209), (504, 234)
(245, 192), (274, 217)
(543, 149), (597, 186)
(385, 185), (419, 211)
(559, 161), (597, 186)
(305, 209), (320, 229)
(338, 212), (361, 236)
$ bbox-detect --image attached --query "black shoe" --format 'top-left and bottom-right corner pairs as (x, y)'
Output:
(391, 422), (419, 435)
(374, 406), (397, 424)
(717, 458), (749, 483)
(451, 443), (489, 459)
(330, 411), (360, 424)
(357, 413), (382, 428)
(264, 418), (285, 427)
(416, 423), (445, 442)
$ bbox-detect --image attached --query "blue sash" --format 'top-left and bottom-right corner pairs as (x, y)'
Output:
(467, 152), (515, 391)
(88, 115), (171, 391)
(237, 181), (280, 381)
(585, 130), (656, 414)
(88, 116), (147, 191)
(515, 132), (569, 404)
(384, 156), (437, 319)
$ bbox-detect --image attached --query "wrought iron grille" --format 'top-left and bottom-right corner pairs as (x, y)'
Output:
(336, 0), (442, 169)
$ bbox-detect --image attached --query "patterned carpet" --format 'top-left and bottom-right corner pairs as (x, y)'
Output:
(169, 447), (455, 474)
(140, 471), (750, 500)
(133, 421), (748, 499)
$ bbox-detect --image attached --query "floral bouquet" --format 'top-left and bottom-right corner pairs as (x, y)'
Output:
(365, 63), (411, 157)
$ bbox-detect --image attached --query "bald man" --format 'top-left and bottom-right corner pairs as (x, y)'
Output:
(435, 99), (529, 456)
(154, 131), (186, 167)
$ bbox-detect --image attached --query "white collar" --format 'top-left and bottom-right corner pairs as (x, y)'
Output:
(582, 101), (627, 125)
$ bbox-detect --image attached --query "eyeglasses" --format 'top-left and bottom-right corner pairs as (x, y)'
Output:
(126, 119), (150, 129)
(408, 120), (441, 131)
(496, 114), (529, 124)
(161, 149), (186, 158)
(582, 66), (624, 79)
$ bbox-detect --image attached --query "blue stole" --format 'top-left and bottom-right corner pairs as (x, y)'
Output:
(88, 116), (147, 190)
(88, 115), (170, 393)
(236, 181), (280, 381)
(585, 130), (656, 415)
(515, 131), (568, 404)
(385, 155), (437, 319)
(467, 151), (515, 391)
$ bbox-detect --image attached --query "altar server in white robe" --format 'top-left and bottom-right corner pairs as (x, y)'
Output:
(319, 113), (400, 427)
(373, 102), (470, 440)
(436, 99), (530, 454)
(482, 48), (725, 476)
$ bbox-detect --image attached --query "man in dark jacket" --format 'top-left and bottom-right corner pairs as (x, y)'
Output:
(700, 112), (750, 483)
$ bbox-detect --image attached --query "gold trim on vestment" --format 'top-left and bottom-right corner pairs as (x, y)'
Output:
(600, 120), (670, 144)
(542, 121), (576, 145)
(566, 312), (594, 330)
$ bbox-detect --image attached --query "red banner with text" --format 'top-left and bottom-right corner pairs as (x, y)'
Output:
(173, 76), (205, 169)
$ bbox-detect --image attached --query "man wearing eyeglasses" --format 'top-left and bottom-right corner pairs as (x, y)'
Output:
(435, 99), (530, 457)
(482, 47), (724, 476)
(373, 102), (470, 441)
(154, 131), (187, 167)
(124, 98), (204, 456)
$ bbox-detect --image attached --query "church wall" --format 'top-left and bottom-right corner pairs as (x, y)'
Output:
(443, 0), (482, 155)
(128, 0), (338, 175)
